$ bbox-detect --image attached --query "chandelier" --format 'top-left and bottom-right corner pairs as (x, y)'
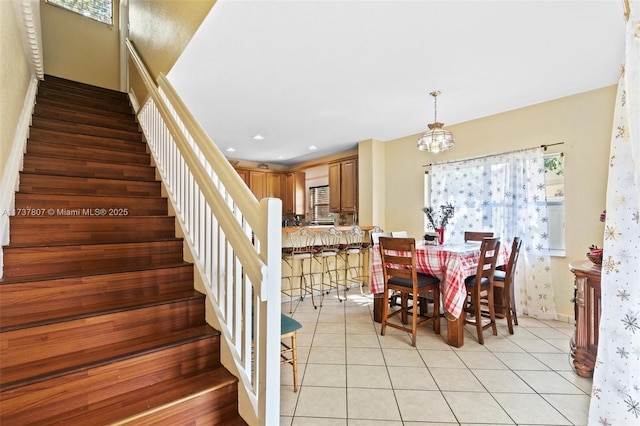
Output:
(417, 91), (455, 153)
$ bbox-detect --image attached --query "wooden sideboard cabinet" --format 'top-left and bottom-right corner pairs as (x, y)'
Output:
(569, 261), (602, 377)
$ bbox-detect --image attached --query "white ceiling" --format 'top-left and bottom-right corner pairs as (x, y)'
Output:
(167, 0), (626, 166)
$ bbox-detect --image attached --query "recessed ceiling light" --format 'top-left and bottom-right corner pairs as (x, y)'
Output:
(277, 155), (285, 160)
(226, 147), (236, 152)
(253, 134), (264, 140)
(309, 145), (318, 150)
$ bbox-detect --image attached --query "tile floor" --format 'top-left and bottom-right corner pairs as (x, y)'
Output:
(280, 289), (592, 425)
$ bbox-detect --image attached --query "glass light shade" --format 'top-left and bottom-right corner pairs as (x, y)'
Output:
(417, 122), (455, 153)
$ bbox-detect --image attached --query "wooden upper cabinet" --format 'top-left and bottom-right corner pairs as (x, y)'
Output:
(266, 173), (283, 199)
(328, 163), (341, 212)
(329, 158), (358, 213)
(284, 171), (305, 215)
(236, 169), (250, 186)
(340, 159), (358, 212)
(249, 171), (266, 200)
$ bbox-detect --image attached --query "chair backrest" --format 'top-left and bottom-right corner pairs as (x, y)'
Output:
(391, 231), (408, 237)
(464, 231), (494, 242)
(378, 237), (418, 290)
(504, 237), (523, 284)
(344, 226), (365, 249)
(318, 227), (342, 253)
(371, 231), (393, 245)
(470, 237), (501, 287)
(289, 226), (316, 254)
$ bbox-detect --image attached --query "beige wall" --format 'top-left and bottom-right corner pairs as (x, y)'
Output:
(359, 86), (616, 318)
(40, 0), (120, 90)
(0, 0), (33, 181)
(127, 0), (215, 104)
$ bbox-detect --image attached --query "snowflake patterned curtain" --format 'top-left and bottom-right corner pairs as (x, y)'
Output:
(430, 147), (557, 319)
(589, 1), (640, 423)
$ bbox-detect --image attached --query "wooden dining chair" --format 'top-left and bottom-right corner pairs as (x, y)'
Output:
(281, 313), (303, 392)
(464, 231), (494, 242)
(463, 237), (500, 344)
(379, 237), (440, 346)
(370, 231), (392, 246)
(493, 236), (522, 334)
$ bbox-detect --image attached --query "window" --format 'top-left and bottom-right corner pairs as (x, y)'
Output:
(544, 153), (565, 254)
(309, 185), (334, 225)
(45, 0), (113, 25)
(423, 149), (565, 254)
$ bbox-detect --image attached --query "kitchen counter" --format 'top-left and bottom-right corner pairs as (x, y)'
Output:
(282, 225), (374, 233)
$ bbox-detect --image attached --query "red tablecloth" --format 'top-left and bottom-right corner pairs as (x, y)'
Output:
(370, 242), (507, 319)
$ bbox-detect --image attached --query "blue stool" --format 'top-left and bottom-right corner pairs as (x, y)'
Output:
(281, 314), (302, 392)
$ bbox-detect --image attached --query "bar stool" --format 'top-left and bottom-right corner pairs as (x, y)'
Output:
(311, 227), (342, 307)
(341, 226), (366, 296)
(281, 227), (316, 313)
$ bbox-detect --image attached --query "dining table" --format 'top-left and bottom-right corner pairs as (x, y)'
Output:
(369, 240), (508, 347)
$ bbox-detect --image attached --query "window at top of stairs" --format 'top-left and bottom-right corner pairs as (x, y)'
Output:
(45, 0), (112, 25)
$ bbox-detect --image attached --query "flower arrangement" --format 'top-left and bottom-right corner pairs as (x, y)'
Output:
(423, 202), (455, 230)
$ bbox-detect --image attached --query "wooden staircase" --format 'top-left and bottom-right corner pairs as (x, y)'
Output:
(0, 75), (246, 425)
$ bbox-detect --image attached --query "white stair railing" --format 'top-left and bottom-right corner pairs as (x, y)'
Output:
(127, 39), (281, 426)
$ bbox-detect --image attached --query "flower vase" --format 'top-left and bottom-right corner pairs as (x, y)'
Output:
(436, 228), (445, 245)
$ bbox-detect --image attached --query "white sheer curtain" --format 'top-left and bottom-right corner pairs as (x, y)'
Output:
(589, 1), (640, 423)
(430, 147), (557, 319)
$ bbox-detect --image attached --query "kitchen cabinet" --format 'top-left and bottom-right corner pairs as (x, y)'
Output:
(569, 261), (601, 377)
(329, 158), (358, 213)
(266, 172), (283, 199)
(249, 171), (266, 200)
(235, 168), (281, 200)
(284, 171), (305, 215)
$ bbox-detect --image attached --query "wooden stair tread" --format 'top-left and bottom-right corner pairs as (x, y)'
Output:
(1, 324), (218, 390)
(9, 215), (176, 246)
(31, 116), (143, 142)
(33, 104), (139, 132)
(1, 289), (200, 332)
(26, 139), (151, 164)
(28, 127), (148, 152)
(22, 154), (157, 181)
(1, 240), (185, 281)
(42, 75), (130, 100)
(30, 367), (241, 426)
(18, 173), (161, 197)
(35, 96), (135, 121)
(13, 193), (168, 216)
(0, 261), (192, 285)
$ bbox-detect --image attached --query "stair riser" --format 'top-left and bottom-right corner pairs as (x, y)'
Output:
(1, 298), (206, 370)
(26, 140), (151, 165)
(38, 87), (131, 115)
(2, 240), (185, 280)
(33, 104), (139, 132)
(31, 117), (143, 142)
(40, 76), (129, 101)
(28, 127), (148, 153)
(9, 216), (176, 245)
(126, 384), (240, 426)
(0, 336), (221, 424)
(36, 97), (135, 121)
(23, 155), (156, 181)
(14, 193), (168, 216)
(0, 265), (194, 329)
(19, 174), (161, 197)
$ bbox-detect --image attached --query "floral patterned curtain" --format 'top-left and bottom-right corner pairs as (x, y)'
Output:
(589, 1), (640, 423)
(430, 147), (557, 319)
